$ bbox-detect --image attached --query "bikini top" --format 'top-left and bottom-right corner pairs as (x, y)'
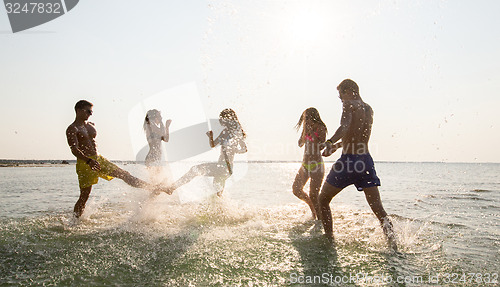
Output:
(304, 130), (319, 142)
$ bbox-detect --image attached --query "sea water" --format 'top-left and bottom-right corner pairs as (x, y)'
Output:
(0, 162), (498, 286)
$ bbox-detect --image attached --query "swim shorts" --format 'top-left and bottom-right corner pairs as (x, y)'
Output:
(76, 155), (119, 189)
(325, 153), (381, 191)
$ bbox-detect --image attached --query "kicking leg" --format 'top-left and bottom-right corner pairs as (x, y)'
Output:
(318, 182), (343, 240)
(109, 167), (150, 189)
(108, 167), (170, 194)
(292, 167), (316, 219)
(167, 163), (212, 193)
(74, 186), (92, 218)
(363, 186), (397, 250)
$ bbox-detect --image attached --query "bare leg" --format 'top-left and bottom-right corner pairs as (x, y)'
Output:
(109, 167), (169, 194)
(363, 186), (397, 250)
(318, 182), (343, 240)
(74, 186), (92, 218)
(292, 167), (317, 219)
(309, 166), (325, 220)
(110, 168), (150, 189)
(213, 176), (227, 197)
(167, 163), (212, 193)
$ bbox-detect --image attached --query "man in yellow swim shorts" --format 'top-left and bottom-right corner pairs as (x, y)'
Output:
(66, 100), (168, 218)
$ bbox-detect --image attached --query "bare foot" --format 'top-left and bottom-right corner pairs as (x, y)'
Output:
(388, 237), (398, 252)
(163, 186), (174, 195)
(152, 184), (174, 195)
(385, 229), (398, 252)
(382, 218), (398, 252)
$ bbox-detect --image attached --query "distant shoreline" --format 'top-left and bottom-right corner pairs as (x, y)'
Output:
(0, 159), (498, 167)
(0, 160), (73, 167)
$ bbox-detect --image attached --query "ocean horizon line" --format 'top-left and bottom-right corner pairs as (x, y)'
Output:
(1, 159), (499, 166)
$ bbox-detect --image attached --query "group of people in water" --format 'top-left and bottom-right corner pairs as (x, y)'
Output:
(66, 79), (396, 249)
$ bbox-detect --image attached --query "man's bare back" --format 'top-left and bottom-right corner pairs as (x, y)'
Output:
(341, 100), (373, 154)
(322, 89), (374, 157)
(318, 79), (397, 250)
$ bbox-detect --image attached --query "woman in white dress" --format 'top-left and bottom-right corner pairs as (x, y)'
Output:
(165, 108), (247, 196)
(143, 109), (171, 181)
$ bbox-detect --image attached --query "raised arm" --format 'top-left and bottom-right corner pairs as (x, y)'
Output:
(206, 130), (216, 148)
(211, 130), (226, 148)
(162, 119), (171, 142)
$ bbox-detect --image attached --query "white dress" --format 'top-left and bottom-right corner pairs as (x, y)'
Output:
(145, 122), (166, 166)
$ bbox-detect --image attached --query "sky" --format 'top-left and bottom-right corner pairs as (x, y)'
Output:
(0, 0), (499, 163)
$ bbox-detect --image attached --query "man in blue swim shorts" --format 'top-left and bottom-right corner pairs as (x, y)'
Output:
(319, 79), (397, 250)
(326, 153), (380, 191)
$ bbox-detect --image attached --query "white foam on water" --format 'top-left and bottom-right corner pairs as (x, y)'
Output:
(42, 184), (445, 260)
(2, 162), (499, 285)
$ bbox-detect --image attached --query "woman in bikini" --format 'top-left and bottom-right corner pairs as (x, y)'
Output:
(292, 107), (327, 219)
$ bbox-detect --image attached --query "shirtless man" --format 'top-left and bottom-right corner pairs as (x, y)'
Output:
(319, 79), (397, 249)
(66, 100), (166, 218)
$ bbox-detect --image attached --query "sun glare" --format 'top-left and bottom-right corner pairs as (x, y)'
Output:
(281, 3), (328, 49)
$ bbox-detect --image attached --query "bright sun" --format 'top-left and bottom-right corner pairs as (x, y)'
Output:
(281, 3), (328, 49)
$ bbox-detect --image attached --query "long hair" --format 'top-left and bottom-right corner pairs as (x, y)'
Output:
(295, 107), (327, 134)
(220, 108), (246, 138)
(143, 109), (162, 133)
